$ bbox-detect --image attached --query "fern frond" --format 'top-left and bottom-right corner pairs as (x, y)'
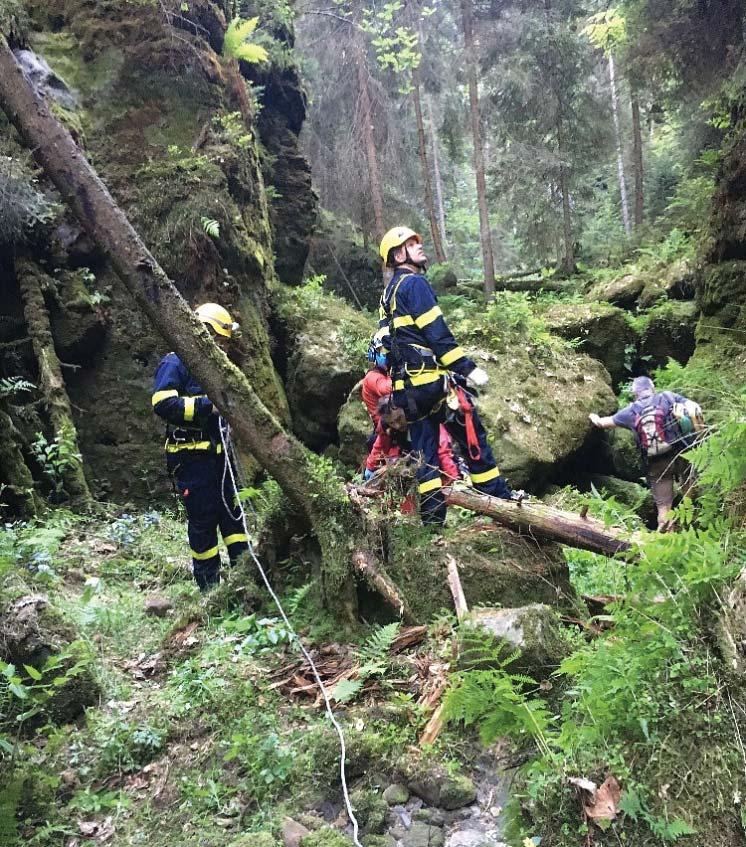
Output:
(358, 622), (400, 663)
(200, 217), (220, 238)
(286, 581), (314, 617)
(223, 16), (268, 64)
(331, 678), (363, 703)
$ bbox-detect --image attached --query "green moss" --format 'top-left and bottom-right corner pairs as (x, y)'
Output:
(300, 829), (354, 847)
(349, 788), (388, 834)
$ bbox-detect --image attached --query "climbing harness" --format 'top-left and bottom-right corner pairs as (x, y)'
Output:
(446, 378), (481, 462)
(217, 418), (364, 847)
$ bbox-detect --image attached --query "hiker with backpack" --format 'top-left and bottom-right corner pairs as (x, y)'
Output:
(589, 376), (703, 531)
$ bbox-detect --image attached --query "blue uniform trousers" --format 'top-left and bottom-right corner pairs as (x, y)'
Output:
(173, 455), (249, 590)
(395, 380), (512, 525)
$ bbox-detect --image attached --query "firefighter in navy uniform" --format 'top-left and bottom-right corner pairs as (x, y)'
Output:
(378, 227), (515, 525)
(152, 303), (248, 590)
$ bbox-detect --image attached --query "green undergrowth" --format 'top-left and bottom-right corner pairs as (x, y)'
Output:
(445, 357), (746, 846)
(0, 501), (438, 846)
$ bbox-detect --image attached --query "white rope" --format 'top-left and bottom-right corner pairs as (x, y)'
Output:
(217, 419), (363, 847)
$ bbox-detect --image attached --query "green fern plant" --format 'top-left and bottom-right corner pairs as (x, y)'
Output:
(223, 17), (269, 64)
(443, 633), (553, 753)
(200, 217), (220, 239)
(331, 622), (400, 703)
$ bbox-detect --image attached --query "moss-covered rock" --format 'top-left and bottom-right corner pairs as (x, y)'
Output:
(349, 788), (388, 834)
(586, 271), (647, 309)
(0, 594), (99, 724)
(604, 426), (645, 482)
(300, 829), (355, 847)
(307, 226), (381, 311)
(466, 604), (570, 677)
(543, 302), (637, 386)
(638, 300), (698, 369)
(229, 834), (279, 847)
(382, 524), (574, 623)
(474, 348), (616, 490)
(403, 761), (476, 810)
(278, 285), (370, 450)
(337, 381), (373, 469)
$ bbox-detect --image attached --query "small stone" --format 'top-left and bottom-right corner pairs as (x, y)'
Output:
(383, 783), (410, 806)
(413, 808), (445, 826)
(400, 821), (445, 847)
(283, 817), (311, 847)
(145, 596), (173, 617)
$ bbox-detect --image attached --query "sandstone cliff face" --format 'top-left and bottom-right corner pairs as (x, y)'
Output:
(0, 0), (317, 502)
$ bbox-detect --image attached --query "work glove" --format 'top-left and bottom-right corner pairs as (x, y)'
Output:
(467, 367), (489, 388)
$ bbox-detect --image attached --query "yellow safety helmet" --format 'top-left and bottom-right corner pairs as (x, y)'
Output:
(379, 226), (422, 264)
(195, 303), (239, 338)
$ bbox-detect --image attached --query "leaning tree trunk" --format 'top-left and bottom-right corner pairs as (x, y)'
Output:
(631, 92), (644, 229)
(608, 53), (631, 237)
(461, 0), (496, 296)
(0, 36), (365, 620)
(17, 257), (92, 505)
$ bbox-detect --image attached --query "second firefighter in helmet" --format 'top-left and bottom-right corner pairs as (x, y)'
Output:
(151, 302), (247, 591)
(378, 226), (514, 524)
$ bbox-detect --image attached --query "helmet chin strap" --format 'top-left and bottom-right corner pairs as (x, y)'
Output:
(403, 245), (427, 271)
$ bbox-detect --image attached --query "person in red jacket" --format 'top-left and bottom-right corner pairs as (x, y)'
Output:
(362, 330), (461, 484)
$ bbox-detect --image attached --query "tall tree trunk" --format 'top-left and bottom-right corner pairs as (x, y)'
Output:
(556, 119), (575, 275)
(352, 25), (385, 240)
(426, 94), (448, 253)
(0, 36), (363, 620)
(413, 20), (446, 263)
(460, 0), (496, 295)
(631, 91), (644, 229)
(608, 53), (631, 237)
(17, 258), (92, 505)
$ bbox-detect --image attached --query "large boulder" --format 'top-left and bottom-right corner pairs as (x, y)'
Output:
(543, 302), (637, 386)
(638, 300), (698, 368)
(279, 287), (370, 450)
(467, 603), (570, 677)
(586, 271), (648, 309)
(604, 427), (645, 483)
(306, 231), (381, 311)
(474, 348), (616, 490)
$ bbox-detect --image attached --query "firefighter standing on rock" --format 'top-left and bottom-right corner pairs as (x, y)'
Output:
(378, 226), (516, 525)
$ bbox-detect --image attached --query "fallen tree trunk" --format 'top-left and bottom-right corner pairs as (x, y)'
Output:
(0, 37), (366, 620)
(17, 257), (92, 505)
(352, 551), (414, 623)
(443, 487), (635, 557)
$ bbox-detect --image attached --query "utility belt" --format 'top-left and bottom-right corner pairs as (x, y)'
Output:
(391, 344), (446, 392)
(164, 425), (222, 455)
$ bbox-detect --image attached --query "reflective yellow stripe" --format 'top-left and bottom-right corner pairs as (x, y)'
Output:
(471, 466), (501, 484)
(184, 397), (195, 422)
(439, 346), (467, 367)
(393, 370), (446, 391)
(152, 389), (178, 406)
(393, 315), (415, 328)
(415, 305), (442, 329)
(223, 533), (247, 546)
(165, 441), (213, 453)
(191, 545), (219, 561)
(419, 478), (443, 494)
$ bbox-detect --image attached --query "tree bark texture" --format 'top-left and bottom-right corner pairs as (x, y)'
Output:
(0, 37), (360, 618)
(413, 18), (446, 263)
(443, 487), (635, 557)
(426, 94), (448, 253)
(0, 407), (42, 516)
(460, 0), (496, 295)
(352, 550), (414, 623)
(631, 92), (644, 229)
(556, 119), (576, 276)
(608, 54), (631, 237)
(352, 26), (385, 240)
(412, 64), (446, 263)
(17, 258), (92, 504)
